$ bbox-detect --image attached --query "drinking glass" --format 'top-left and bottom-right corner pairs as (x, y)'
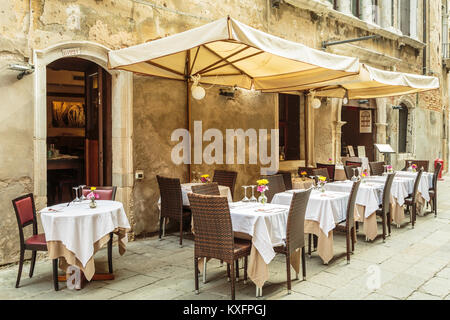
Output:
(249, 185), (257, 202)
(351, 168), (358, 182)
(241, 186), (249, 202)
(72, 186), (80, 202)
(79, 185), (86, 201)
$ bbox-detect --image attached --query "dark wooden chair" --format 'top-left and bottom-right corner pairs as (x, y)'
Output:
(263, 174), (286, 203)
(212, 170), (238, 200)
(277, 171), (293, 190)
(375, 173), (396, 242)
(334, 180), (361, 264)
(403, 160), (429, 172)
(429, 162), (442, 217)
(369, 161), (385, 176)
(298, 167), (315, 177)
(157, 175), (192, 247)
(316, 163), (336, 182)
(274, 188), (312, 294)
(345, 161), (362, 167)
(188, 193), (251, 300)
(12, 193), (59, 291)
(312, 168), (330, 183)
(404, 169), (424, 228)
(191, 183), (220, 196)
(344, 165), (360, 180)
(81, 186), (117, 273)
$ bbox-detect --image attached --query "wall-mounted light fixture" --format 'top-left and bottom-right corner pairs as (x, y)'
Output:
(219, 86), (236, 99)
(271, 0), (281, 8)
(392, 105), (404, 110)
(191, 74), (206, 100)
(8, 64), (34, 80)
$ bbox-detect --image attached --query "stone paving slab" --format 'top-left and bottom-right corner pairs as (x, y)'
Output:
(1, 178), (450, 300)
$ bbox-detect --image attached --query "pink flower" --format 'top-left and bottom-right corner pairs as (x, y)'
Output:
(87, 192), (99, 200)
(257, 185), (268, 193)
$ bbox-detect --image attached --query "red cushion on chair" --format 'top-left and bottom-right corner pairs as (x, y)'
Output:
(82, 188), (114, 200)
(15, 196), (34, 225)
(25, 234), (47, 246)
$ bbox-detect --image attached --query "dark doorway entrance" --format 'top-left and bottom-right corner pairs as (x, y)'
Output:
(46, 58), (112, 205)
(341, 100), (377, 162)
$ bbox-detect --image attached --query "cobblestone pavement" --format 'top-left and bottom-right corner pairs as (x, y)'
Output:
(1, 179), (450, 300)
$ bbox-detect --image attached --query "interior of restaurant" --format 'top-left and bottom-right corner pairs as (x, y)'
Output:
(341, 99), (377, 162)
(46, 57), (112, 205)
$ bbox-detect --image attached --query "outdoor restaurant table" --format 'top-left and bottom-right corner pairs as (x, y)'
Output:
(324, 180), (383, 241)
(39, 200), (131, 281)
(228, 201), (292, 289)
(271, 189), (349, 264)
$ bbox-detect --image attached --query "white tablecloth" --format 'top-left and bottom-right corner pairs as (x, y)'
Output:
(40, 200), (131, 268)
(271, 189), (349, 237)
(229, 202), (289, 265)
(324, 181), (383, 217)
(386, 171), (433, 191)
(365, 176), (410, 206)
(374, 173), (430, 202)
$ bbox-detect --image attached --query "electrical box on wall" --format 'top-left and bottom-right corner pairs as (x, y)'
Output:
(135, 170), (144, 180)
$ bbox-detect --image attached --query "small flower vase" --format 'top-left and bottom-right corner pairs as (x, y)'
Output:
(89, 198), (97, 208)
(320, 185), (325, 193)
(258, 191), (267, 204)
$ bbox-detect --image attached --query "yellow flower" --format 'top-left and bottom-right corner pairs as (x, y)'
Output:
(318, 176), (326, 182)
(200, 174), (210, 178)
(91, 187), (96, 191)
(301, 171), (307, 176)
(257, 179), (269, 185)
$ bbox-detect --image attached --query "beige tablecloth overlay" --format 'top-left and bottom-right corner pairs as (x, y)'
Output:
(47, 227), (128, 281)
(355, 204), (378, 241)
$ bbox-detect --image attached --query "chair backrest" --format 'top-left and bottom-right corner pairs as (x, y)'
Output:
(298, 167), (315, 177)
(263, 174), (286, 203)
(316, 163), (336, 181)
(404, 160), (429, 172)
(432, 162), (442, 191)
(82, 186), (117, 200)
(369, 161), (385, 176)
(381, 173), (396, 215)
(345, 180), (361, 230)
(212, 170), (238, 200)
(286, 188), (312, 254)
(187, 193), (234, 262)
(191, 182), (220, 196)
(277, 171), (293, 190)
(312, 167), (330, 182)
(345, 161), (362, 167)
(157, 175), (183, 219)
(12, 194), (38, 245)
(411, 168), (424, 201)
(344, 165), (360, 180)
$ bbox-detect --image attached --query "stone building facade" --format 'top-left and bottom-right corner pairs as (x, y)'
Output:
(0, 0), (447, 265)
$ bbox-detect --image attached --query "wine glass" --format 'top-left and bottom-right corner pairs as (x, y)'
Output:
(72, 186), (80, 202)
(79, 185), (86, 201)
(351, 168), (358, 182)
(241, 186), (249, 202)
(249, 185), (257, 202)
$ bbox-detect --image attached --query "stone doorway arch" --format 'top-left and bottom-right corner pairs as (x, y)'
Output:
(32, 41), (134, 226)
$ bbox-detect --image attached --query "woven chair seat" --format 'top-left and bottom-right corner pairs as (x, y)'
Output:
(233, 239), (252, 259)
(404, 197), (414, 205)
(429, 189), (435, 197)
(273, 244), (288, 254)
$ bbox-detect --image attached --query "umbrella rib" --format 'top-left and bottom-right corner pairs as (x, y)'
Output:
(145, 60), (185, 77)
(198, 45), (262, 79)
(190, 47), (201, 74)
(193, 45), (251, 76)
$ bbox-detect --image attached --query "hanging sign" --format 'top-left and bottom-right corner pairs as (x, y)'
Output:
(360, 110), (372, 133)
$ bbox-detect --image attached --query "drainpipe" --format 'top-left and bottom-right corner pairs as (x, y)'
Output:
(423, 0), (427, 75)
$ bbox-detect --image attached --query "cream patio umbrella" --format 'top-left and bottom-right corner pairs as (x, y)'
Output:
(262, 63), (439, 99)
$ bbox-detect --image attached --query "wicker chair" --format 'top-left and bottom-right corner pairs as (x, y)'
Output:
(277, 171), (293, 190)
(404, 169), (424, 228)
(312, 168), (330, 183)
(316, 163), (336, 182)
(369, 161), (385, 176)
(212, 170), (238, 200)
(188, 193), (251, 300)
(274, 188), (312, 294)
(263, 174), (286, 203)
(81, 186), (117, 273)
(12, 193), (59, 290)
(157, 175), (192, 246)
(334, 180), (361, 264)
(344, 165), (360, 180)
(403, 160), (429, 172)
(429, 162), (442, 217)
(191, 183), (220, 196)
(375, 173), (396, 242)
(298, 167), (316, 177)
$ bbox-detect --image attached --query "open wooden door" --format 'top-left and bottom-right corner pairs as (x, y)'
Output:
(85, 66), (112, 187)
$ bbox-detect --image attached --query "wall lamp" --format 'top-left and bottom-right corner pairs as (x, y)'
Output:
(8, 64), (34, 80)
(271, 0), (281, 8)
(392, 105), (404, 110)
(219, 86), (236, 99)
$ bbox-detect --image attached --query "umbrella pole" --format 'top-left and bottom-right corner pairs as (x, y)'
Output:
(186, 52), (192, 182)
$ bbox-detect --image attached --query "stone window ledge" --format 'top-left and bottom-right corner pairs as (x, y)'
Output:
(284, 0), (426, 50)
